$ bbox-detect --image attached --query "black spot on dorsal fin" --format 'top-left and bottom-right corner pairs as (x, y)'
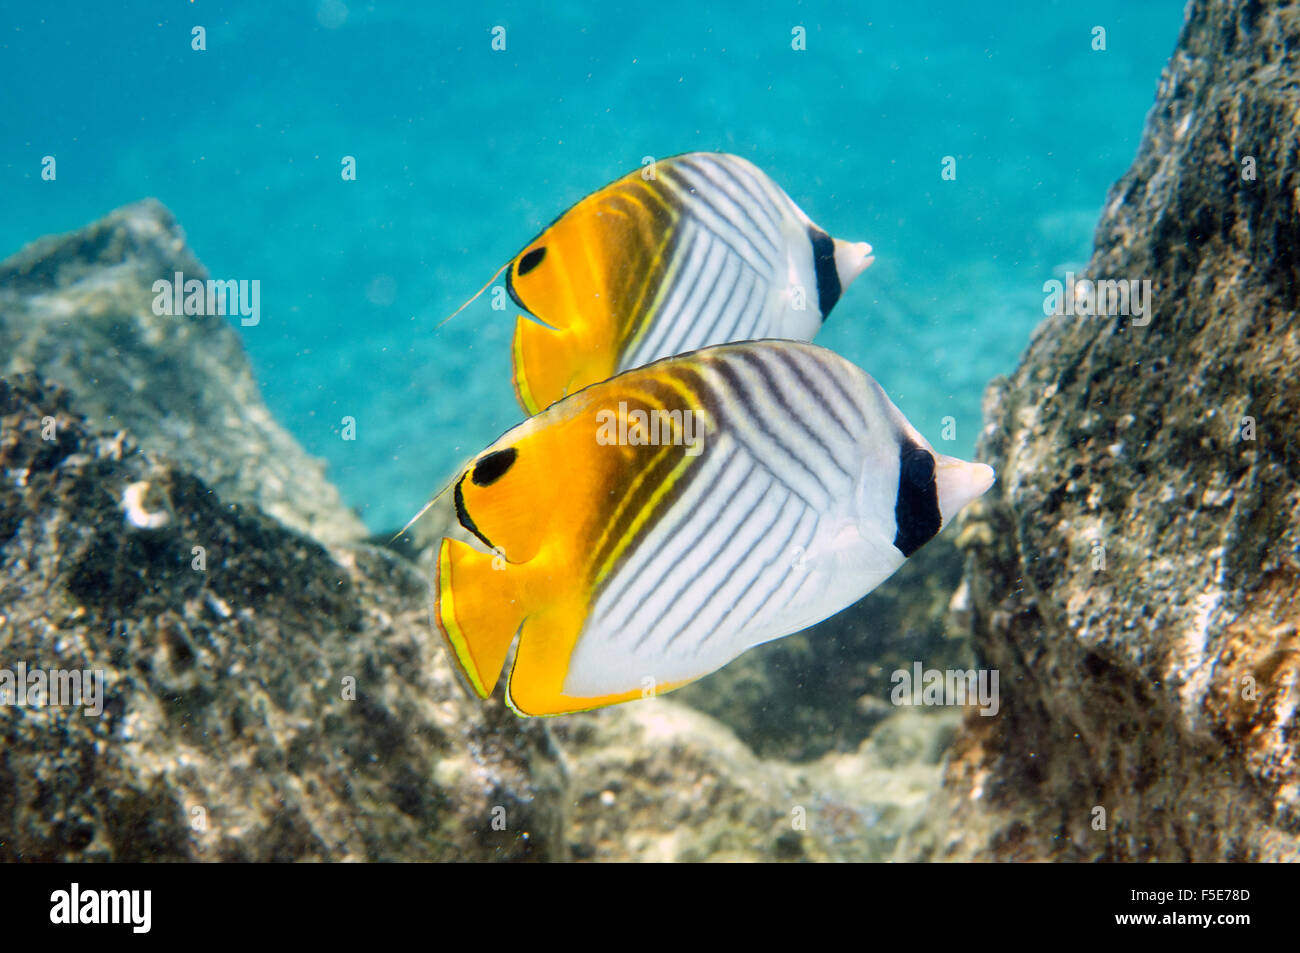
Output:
(472, 447), (518, 487)
(517, 246), (546, 276)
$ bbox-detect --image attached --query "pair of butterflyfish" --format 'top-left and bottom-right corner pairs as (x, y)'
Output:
(423, 153), (995, 716)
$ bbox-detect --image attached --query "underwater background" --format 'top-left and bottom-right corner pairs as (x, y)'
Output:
(9, 0), (1294, 867)
(1, 0), (1187, 531)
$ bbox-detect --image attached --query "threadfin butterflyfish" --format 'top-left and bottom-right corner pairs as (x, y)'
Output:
(457, 152), (874, 414)
(427, 340), (994, 716)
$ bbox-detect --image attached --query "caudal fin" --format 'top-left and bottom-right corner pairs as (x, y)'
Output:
(435, 537), (529, 698)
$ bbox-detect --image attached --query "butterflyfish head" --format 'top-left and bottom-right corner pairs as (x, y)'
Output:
(888, 438), (995, 558)
(846, 376), (995, 559)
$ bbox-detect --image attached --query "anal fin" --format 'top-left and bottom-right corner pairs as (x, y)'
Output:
(435, 538), (528, 698)
(505, 608), (696, 716)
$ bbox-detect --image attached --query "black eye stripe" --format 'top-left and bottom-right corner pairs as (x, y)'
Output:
(893, 443), (941, 557)
(808, 225), (840, 318)
(517, 247), (546, 276)
(472, 447), (517, 487)
(902, 447), (935, 487)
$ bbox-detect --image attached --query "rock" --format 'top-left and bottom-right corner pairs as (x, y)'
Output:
(0, 200), (367, 546)
(906, 0), (1300, 861)
(0, 376), (566, 861)
(551, 698), (957, 862)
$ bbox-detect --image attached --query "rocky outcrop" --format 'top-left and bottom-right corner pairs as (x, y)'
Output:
(907, 0), (1300, 861)
(0, 376), (566, 861)
(554, 699), (957, 862)
(0, 201), (366, 546)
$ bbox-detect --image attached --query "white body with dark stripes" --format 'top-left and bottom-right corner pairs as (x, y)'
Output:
(563, 341), (994, 697)
(621, 154), (872, 371)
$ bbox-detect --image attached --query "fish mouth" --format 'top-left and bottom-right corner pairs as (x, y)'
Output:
(834, 239), (875, 287)
(935, 456), (996, 525)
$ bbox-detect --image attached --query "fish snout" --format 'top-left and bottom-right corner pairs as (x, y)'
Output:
(934, 455), (996, 526)
(833, 239), (875, 288)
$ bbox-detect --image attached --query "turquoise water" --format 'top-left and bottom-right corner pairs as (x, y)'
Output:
(1, 1), (1186, 531)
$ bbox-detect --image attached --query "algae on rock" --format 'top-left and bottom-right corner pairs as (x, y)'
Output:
(0, 376), (567, 861)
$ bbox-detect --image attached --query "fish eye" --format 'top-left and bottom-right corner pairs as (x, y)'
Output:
(902, 447), (935, 488)
(517, 246), (546, 276)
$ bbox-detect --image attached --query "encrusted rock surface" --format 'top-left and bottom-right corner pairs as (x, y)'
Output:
(0, 200), (367, 546)
(0, 376), (565, 861)
(553, 699), (957, 862)
(906, 0), (1300, 862)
